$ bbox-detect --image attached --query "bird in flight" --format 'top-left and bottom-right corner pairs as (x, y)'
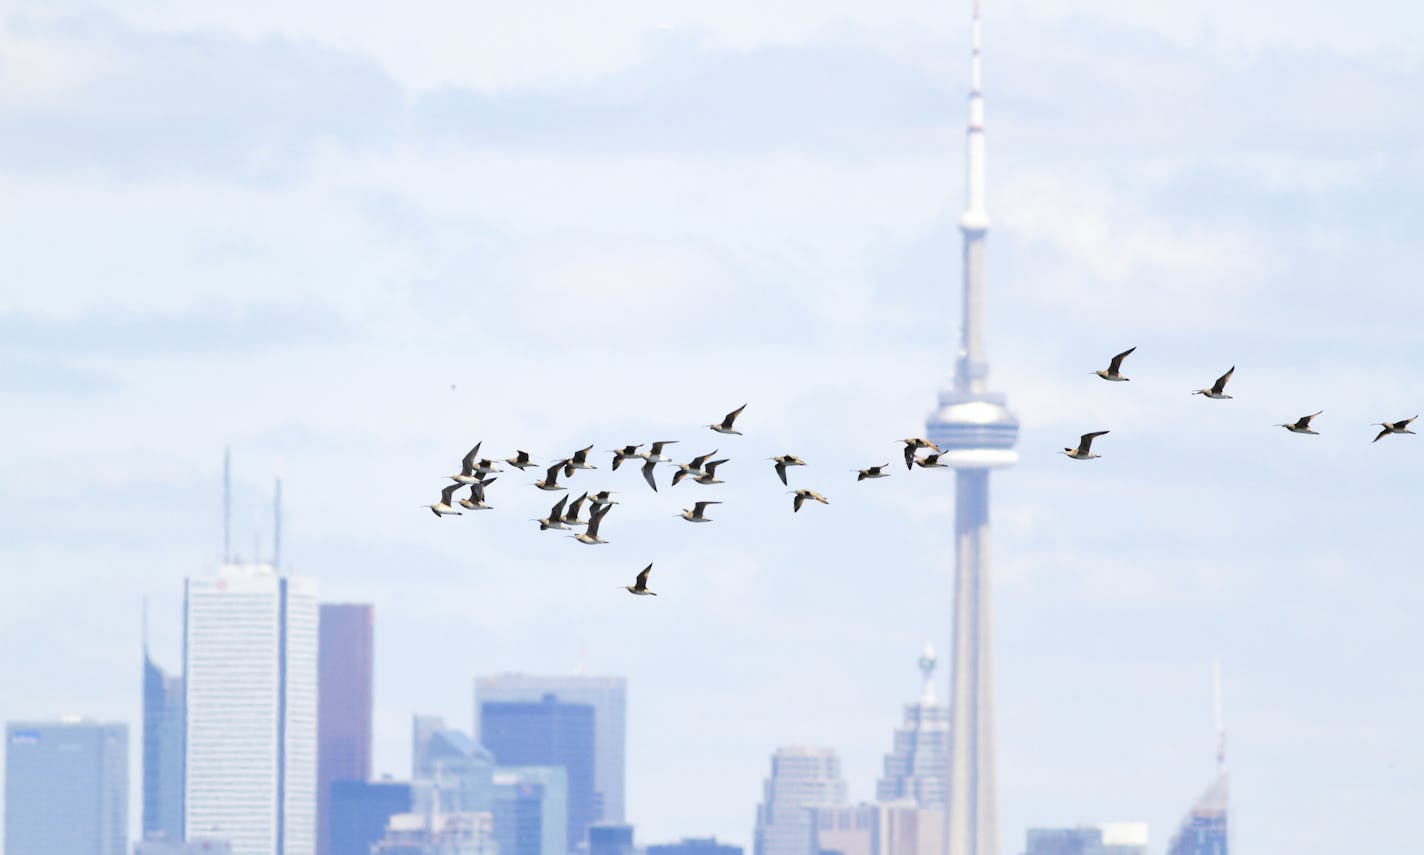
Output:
(423, 483), (465, 517)
(1372, 415), (1418, 443)
(671, 449), (718, 486)
(624, 563), (657, 596)
(505, 449), (537, 470)
(566, 445), (597, 471)
(450, 443), (485, 484)
(608, 444), (642, 470)
(693, 459), (729, 485)
(571, 503), (612, 544)
(855, 463), (891, 481)
(900, 438), (941, 470)
(679, 501), (722, 523)
(589, 490), (618, 508)
(561, 492), (591, 527)
(1095, 346), (1136, 382)
(1277, 411), (1323, 435)
(709, 404), (747, 435)
(532, 495), (571, 531)
(768, 454), (806, 486)
(457, 478), (495, 510)
(788, 489), (829, 513)
(533, 461), (568, 491)
(1060, 430), (1110, 460)
(640, 458), (661, 492)
(914, 452), (950, 469)
(1192, 366), (1235, 399)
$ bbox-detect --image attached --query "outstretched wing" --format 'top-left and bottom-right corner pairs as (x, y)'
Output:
(641, 459), (659, 492)
(720, 403), (747, 429)
(543, 461), (563, 485)
(635, 563), (652, 590)
(1108, 346), (1136, 373)
(774, 461), (788, 485)
(1077, 430), (1109, 455)
(903, 444), (916, 470)
(440, 483), (461, 503)
(1211, 366), (1235, 395)
(460, 442), (481, 475)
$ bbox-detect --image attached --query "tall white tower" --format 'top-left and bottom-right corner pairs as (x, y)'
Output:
(184, 563), (318, 855)
(925, 4), (1018, 855)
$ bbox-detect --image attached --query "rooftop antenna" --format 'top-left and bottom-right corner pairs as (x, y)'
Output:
(273, 478), (283, 572)
(223, 448), (232, 564)
(1213, 659), (1226, 774)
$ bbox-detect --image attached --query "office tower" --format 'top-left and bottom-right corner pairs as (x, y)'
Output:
(145, 636), (186, 842)
(1022, 824), (1148, 855)
(1167, 664), (1229, 855)
(588, 824), (635, 855)
(329, 780), (412, 855)
(753, 747), (849, 855)
(480, 696), (596, 853)
(647, 838), (743, 855)
(815, 804), (944, 855)
(136, 841), (235, 855)
(925, 5), (1020, 855)
(876, 645), (950, 808)
(4, 719), (128, 855)
(411, 715), (496, 813)
(475, 674), (626, 822)
(494, 767), (569, 855)
(184, 562), (318, 855)
(372, 810), (498, 855)
(318, 604), (375, 855)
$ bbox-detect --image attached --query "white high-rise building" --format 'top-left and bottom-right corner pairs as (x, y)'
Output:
(753, 747), (849, 855)
(876, 645), (950, 808)
(184, 563), (318, 855)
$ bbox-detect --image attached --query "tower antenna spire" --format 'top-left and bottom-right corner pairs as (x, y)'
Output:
(1213, 659), (1226, 774)
(223, 448), (232, 564)
(273, 477), (283, 571)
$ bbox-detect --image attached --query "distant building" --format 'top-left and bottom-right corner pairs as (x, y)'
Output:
(1022, 823), (1148, 855)
(412, 715), (496, 813)
(494, 766), (569, 855)
(318, 604), (375, 855)
(588, 824), (635, 855)
(475, 674), (626, 822)
(753, 747), (848, 855)
(144, 642), (186, 842)
(329, 779), (412, 855)
(875, 646), (949, 808)
(372, 810), (498, 855)
(481, 695), (596, 852)
(4, 719), (128, 855)
(815, 803), (943, 855)
(136, 840), (234, 855)
(1165, 776), (1227, 855)
(647, 837), (743, 855)
(184, 563), (318, 855)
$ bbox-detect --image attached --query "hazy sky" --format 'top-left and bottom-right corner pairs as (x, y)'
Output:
(3, 1), (1423, 853)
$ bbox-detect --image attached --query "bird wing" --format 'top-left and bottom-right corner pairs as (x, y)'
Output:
(567, 492), (588, 518)
(460, 443), (481, 475)
(691, 449), (717, 469)
(1403, 415), (1420, 428)
(903, 444), (916, 470)
(720, 403), (747, 429)
(440, 483), (461, 503)
(671, 467), (690, 486)
(1373, 427), (1390, 443)
(793, 493), (805, 512)
(693, 501), (721, 515)
(1212, 366), (1235, 394)
(543, 462), (563, 485)
(641, 459), (659, 492)
(611, 455), (624, 471)
(514, 449), (529, 464)
(774, 461), (788, 485)
(1108, 346), (1136, 373)
(549, 495), (568, 519)
(704, 459), (728, 476)
(573, 444), (593, 464)
(1077, 430), (1109, 454)
(586, 504), (610, 537)
(563, 461), (575, 478)
(635, 563), (652, 590)
(1297, 411), (1322, 428)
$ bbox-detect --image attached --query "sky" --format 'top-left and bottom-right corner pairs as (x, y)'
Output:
(2, 1), (1423, 853)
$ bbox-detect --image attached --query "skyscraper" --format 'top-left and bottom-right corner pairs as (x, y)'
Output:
(1166, 665), (1229, 855)
(753, 747), (849, 855)
(412, 716), (496, 814)
(876, 645), (950, 808)
(1022, 824), (1148, 855)
(925, 5), (1019, 855)
(475, 674), (626, 823)
(145, 637), (186, 842)
(480, 695), (597, 853)
(493, 766), (569, 855)
(4, 719), (129, 855)
(318, 603), (374, 855)
(588, 824), (635, 855)
(184, 562), (318, 855)
(329, 780), (412, 855)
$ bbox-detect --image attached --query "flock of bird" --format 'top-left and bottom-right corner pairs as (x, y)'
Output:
(1060, 346), (1418, 460)
(425, 351), (1418, 595)
(420, 404), (951, 596)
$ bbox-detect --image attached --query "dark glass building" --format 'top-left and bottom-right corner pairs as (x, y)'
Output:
(588, 824), (634, 855)
(143, 648), (185, 842)
(4, 720), (128, 855)
(317, 604), (375, 855)
(648, 838), (743, 855)
(1166, 774), (1228, 855)
(481, 695), (595, 853)
(328, 779), (411, 855)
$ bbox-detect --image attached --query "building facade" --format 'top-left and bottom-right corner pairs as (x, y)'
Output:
(318, 603), (375, 855)
(493, 766), (569, 855)
(372, 810), (498, 855)
(329, 780), (412, 855)
(136, 840), (235, 855)
(588, 824), (634, 855)
(1165, 777), (1227, 855)
(184, 563), (318, 855)
(480, 696), (596, 853)
(412, 715), (496, 814)
(1022, 824), (1148, 855)
(875, 646), (949, 808)
(647, 838), (743, 855)
(815, 803), (944, 855)
(753, 747), (848, 855)
(145, 646), (186, 842)
(4, 719), (128, 855)
(475, 674), (626, 823)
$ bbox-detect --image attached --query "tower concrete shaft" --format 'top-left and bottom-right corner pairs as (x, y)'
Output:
(926, 6), (1017, 855)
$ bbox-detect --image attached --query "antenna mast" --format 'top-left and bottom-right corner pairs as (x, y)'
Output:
(273, 478), (283, 571)
(1213, 659), (1226, 774)
(223, 448), (232, 564)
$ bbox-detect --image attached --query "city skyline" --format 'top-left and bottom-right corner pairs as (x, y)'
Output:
(3, 0), (1422, 853)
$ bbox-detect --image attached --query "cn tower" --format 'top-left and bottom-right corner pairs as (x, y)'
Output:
(925, 4), (1018, 855)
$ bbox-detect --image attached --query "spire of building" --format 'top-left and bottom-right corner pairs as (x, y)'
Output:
(955, 0), (991, 393)
(876, 647), (950, 808)
(1213, 659), (1226, 775)
(918, 643), (938, 705)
